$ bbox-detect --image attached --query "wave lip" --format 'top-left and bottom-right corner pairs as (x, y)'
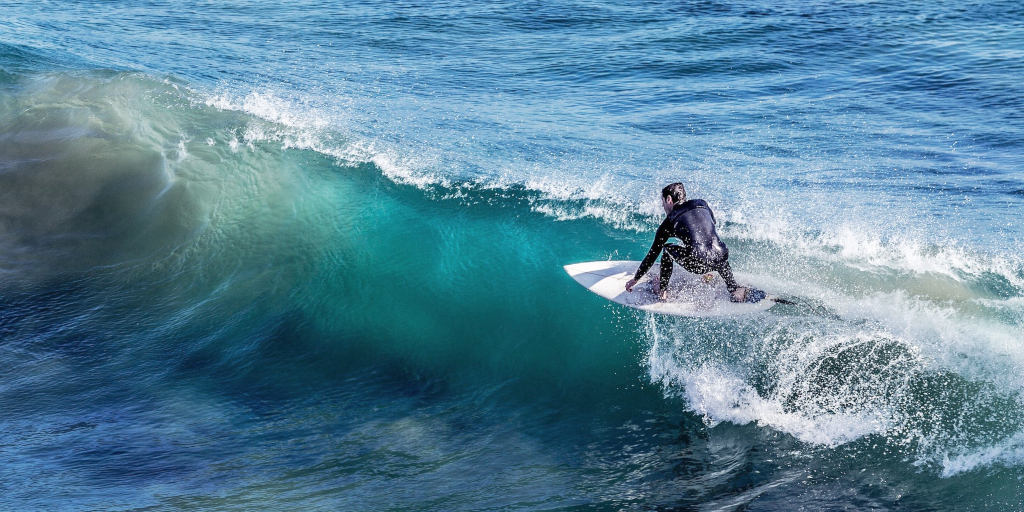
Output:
(201, 84), (1024, 481)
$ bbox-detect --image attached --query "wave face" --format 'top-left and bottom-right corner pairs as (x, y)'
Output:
(1, 0), (1024, 509)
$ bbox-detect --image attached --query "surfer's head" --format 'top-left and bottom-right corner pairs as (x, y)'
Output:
(661, 182), (686, 213)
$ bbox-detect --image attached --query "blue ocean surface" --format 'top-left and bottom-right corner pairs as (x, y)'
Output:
(1, 0), (1023, 509)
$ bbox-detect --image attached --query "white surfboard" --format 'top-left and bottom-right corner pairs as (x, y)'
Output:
(564, 260), (774, 317)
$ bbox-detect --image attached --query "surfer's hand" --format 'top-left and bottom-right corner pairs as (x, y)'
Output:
(625, 278), (638, 292)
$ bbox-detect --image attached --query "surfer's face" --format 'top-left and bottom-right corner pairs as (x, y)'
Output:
(662, 195), (674, 215)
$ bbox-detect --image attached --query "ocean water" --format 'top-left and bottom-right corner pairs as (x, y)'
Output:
(1, 0), (1023, 509)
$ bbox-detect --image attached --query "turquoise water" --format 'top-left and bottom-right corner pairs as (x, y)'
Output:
(1, 1), (1023, 509)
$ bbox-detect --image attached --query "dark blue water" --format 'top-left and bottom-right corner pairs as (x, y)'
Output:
(1, 1), (1023, 509)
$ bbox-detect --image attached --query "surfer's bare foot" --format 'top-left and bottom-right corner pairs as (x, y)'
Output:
(730, 287), (748, 302)
(651, 281), (669, 301)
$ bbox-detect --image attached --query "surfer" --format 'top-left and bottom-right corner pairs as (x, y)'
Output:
(625, 183), (751, 302)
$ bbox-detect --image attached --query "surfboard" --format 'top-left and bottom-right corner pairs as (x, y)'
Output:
(564, 260), (775, 317)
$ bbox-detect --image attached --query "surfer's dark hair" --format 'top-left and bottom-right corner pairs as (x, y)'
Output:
(662, 182), (686, 203)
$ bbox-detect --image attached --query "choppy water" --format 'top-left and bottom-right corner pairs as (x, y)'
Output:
(1, 0), (1023, 509)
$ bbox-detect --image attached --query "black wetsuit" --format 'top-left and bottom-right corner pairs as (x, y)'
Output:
(634, 199), (740, 292)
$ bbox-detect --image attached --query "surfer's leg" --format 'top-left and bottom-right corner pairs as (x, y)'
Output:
(714, 260), (753, 302)
(715, 260), (740, 292)
(659, 244), (687, 292)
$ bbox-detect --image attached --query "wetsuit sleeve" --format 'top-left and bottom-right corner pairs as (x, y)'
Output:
(634, 219), (672, 280)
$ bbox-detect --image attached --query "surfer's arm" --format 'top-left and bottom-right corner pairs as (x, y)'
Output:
(633, 219), (671, 281)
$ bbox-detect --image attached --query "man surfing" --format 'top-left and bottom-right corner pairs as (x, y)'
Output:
(625, 182), (757, 303)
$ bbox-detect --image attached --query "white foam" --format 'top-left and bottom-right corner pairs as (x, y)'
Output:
(674, 364), (889, 446)
(530, 202), (651, 233)
(939, 429), (1024, 477)
(646, 319), (899, 447)
(204, 89), (454, 188)
(645, 280), (1024, 475)
(723, 216), (1024, 290)
(816, 289), (1024, 392)
(204, 90), (329, 131)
